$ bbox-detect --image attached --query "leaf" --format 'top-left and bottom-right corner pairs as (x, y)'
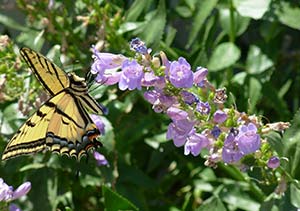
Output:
(275, 2), (300, 30)
(0, 13), (30, 31)
(139, 0), (166, 48)
(246, 45), (273, 74)
(195, 196), (226, 211)
(207, 42), (241, 72)
(102, 186), (139, 211)
(0, 103), (24, 135)
(264, 131), (284, 157)
(218, 8), (251, 36)
(175, 6), (193, 18)
(248, 76), (262, 113)
(186, 0), (218, 48)
(290, 183), (300, 208)
(126, 0), (150, 21)
(233, 0), (271, 20)
(220, 184), (260, 211)
(283, 110), (300, 179)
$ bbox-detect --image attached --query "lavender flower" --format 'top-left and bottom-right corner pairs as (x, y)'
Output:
(180, 91), (199, 105)
(168, 57), (193, 88)
(93, 151), (109, 166)
(236, 123), (260, 155)
(267, 156), (280, 169)
(213, 110), (227, 123)
(141, 71), (160, 87)
(211, 126), (221, 139)
(9, 204), (22, 211)
(196, 101), (210, 115)
(119, 59), (144, 90)
(184, 131), (209, 156)
(144, 89), (177, 113)
(0, 178), (13, 201)
(193, 67), (208, 86)
(90, 114), (105, 135)
(0, 178), (31, 202)
(166, 119), (194, 147)
(222, 132), (243, 163)
(166, 107), (188, 121)
(91, 46), (125, 84)
(130, 38), (149, 55)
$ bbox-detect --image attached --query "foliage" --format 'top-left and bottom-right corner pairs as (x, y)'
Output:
(0, 0), (300, 210)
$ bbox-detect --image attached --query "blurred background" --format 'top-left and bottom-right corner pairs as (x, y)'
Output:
(0, 0), (300, 210)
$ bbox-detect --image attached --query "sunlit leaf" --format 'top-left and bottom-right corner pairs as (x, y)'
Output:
(207, 42), (241, 71)
(233, 0), (271, 20)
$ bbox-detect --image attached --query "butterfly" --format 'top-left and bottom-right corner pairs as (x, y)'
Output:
(2, 47), (105, 160)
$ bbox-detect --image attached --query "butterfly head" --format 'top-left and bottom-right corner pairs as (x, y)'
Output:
(68, 72), (89, 91)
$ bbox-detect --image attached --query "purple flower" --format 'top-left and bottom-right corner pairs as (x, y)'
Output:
(193, 67), (208, 86)
(119, 59), (144, 90)
(90, 114), (105, 135)
(93, 151), (109, 166)
(222, 132), (243, 163)
(196, 101), (210, 115)
(11, 182), (31, 201)
(95, 71), (121, 86)
(144, 89), (177, 113)
(236, 123), (260, 155)
(166, 119), (194, 147)
(184, 131), (209, 156)
(166, 107), (188, 121)
(0, 178), (13, 201)
(168, 57), (193, 88)
(180, 91), (199, 105)
(9, 204), (22, 211)
(211, 126), (221, 138)
(91, 46), (125, 84)
(213, 110), (227, 123)
(0, 178), (31, 202)
(267, 156), (280, 169)
(141, 71), (160, 87)
(130, 38), (149, 54)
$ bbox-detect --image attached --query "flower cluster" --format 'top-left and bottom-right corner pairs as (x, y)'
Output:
(90, 38), (289, 169)
(0, 178), (31, 211)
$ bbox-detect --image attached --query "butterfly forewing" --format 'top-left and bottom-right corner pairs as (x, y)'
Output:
(1, 47), (103, 160)
(20, 47), (69, 96)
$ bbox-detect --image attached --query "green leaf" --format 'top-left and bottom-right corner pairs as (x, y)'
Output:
(246, 45), (273, 74)
(283, 110), (300, 179)
(290, 183), (300, 208)
(102, 186), (139, 211)
(259, 21), (281, 42)
(275, 2), (300, 30)
(126, 0), (149, 21)
(0, 103), (24, 135)
(186, 0), (218, 48)
(218, 8), (251, 36)
(220, 184), (260, 211)
(248, 77), (262, 112)
(264, 131), (284, 156)
(0, 13), (30, 31)
(195, 196), (226, 211)
(207, 42), (241, 72)
(175, 6), (193, 18)
(233, 0), (271, 20)
(139, 0), (166, 48)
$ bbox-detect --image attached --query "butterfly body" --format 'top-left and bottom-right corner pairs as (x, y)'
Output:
(2, 47), (104, 160)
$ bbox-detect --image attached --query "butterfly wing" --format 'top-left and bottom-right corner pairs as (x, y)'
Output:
(20, 47), (69, 96)
(2, 91), (100, 160)
(2, 47), (104, 160)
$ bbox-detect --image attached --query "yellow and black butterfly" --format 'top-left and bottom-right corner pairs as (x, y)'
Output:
(2, 47), (104, 160)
